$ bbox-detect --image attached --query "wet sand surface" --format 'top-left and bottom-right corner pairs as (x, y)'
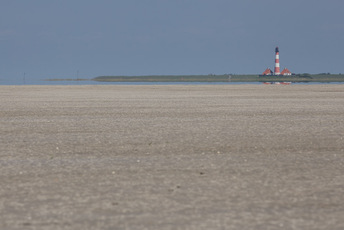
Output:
(1, 85), (343, 230)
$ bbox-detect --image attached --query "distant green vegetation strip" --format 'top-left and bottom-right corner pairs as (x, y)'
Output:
(94, 75), (237, 82)
(93, 74), (344, 82)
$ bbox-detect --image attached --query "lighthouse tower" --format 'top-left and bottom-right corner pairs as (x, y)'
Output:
(274, 47), (280, 75)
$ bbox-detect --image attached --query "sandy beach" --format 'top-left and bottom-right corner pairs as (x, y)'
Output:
(1, 84), (343, 229)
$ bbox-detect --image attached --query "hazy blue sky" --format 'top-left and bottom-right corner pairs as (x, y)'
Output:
(1, 0), (343, 81)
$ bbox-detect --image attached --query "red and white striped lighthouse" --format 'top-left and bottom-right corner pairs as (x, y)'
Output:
(274, 46), (280, 75)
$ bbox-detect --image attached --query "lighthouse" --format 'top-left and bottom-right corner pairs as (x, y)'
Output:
(260, 47), (293, 76)
(274, 47), (280, 75)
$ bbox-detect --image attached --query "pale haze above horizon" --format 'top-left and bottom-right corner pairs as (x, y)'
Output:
(1, 0), (343, 82)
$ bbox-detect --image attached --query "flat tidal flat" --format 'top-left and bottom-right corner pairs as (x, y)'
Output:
(1, 85), (343, 230)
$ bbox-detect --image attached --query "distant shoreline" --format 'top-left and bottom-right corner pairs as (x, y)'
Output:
(92, 74), (344, 83)
(40, 74), (344, 83)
